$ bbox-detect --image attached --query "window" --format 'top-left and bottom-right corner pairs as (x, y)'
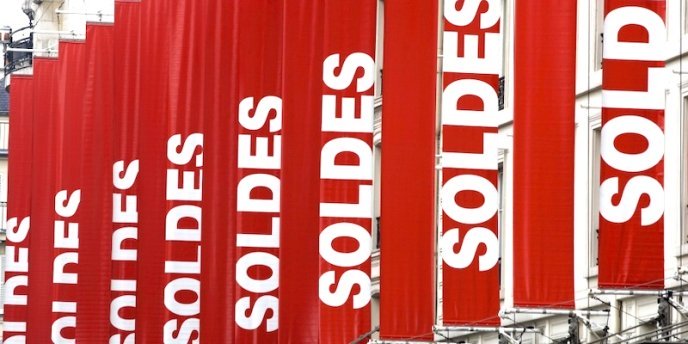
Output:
(591, 127), (601, 268)
(373, 141), (382, 250)
(682, 97), (688, 244)
(372, 80), (383, 250)
(370, 293), (380, 340)
(0, 253), (5, 313)
(374, 0), (384, 98)
(595, 0), (604, 70)
(684, 0), (688, 34)
(498, 162), (505, 233)
(498, 160), (506, 291)
(500, 0), (510, 109)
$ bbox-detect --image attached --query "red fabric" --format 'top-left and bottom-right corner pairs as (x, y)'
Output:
(51, 40), (87, 342)
(599, 0), (666, 290)
(379, 0), (438, 339)
(76, 23), (115, 342)
(513, 0), (577, 308)
(280, 2), (377, 342)
(135, 0), (168, 337)
(318, 1), (377, 342)
(4, 75), (33, 342)
(278, 1), (324, 342)
(26, 57), (59, 344)
(110, 1), (141, 342)
(232, 1), (283, 342)
(199, 0), (234, 342)
(440, 0), (501, 325)
(137, 0), (208, 342)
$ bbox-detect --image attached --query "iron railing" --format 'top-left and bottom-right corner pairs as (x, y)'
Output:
(3, 27), (33, 76)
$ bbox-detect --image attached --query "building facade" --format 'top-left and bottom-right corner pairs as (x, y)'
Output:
(2, 0), (688, 343)
(367, 0), (688, 343)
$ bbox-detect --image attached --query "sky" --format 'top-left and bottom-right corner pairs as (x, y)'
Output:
(0, 0), (31, 31)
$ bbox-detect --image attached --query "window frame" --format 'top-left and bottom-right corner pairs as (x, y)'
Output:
(595, 0), (605, 71)
(589, 116), (602, 273)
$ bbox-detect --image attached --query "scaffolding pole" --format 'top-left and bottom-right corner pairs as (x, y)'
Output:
(55, 9), (113, 16)
(589, 318), (688, 344)
(350, 327), (379, 344)
(433, 325), (539, 333)
(497, 329), (521, 344)
(31, 29), (82, 37)
(589, 288), (688, 297)
(666, 297), (688, 316)
(576, 313), (625, 342)
(368, 340), (433, 344)
(5, 47), (55, 53)
(503, 307), (610, 317)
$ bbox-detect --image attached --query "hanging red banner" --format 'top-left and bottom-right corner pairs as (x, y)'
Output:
(134, 0), (178, 340)
(280, 1), (377, 342)
(26, 57), (59, 344)
(199, 0), (234, 342)
(318, 1), (376, 342)
(110, 1), (141, 343)
(75, 23), (115, 343)
(232, 1), (283, 343)
(513, 0), (577, 308)
(4, 75), (33, 343)
(599, 0), (666, 290)
(279, 1), (323, 342)
(137, 0), (205, 342)
(379, 0), (438, 340)
(440, 0), (502, 326)
(50, 40), (86, 343)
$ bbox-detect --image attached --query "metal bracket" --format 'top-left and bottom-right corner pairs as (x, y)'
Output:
(497, 329), (520, 344)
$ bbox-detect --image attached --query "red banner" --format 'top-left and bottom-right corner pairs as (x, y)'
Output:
(232, 1), (283, 342)
(110, 1), (141, 343)
(440, 0), (502, 325)
(279, 1), (323, 342)
(279, 2), (377, 342)
(379, 0), (438, 340)
(318, 1), (376, 342)
(513, 0), (577, 308)
(135, 0), (176, 339)
(137, 0), (205, 342)
(51, 40), (86, 343)
(199, 0), (234, 342)
(599, 0), (666, 289)
(26, 57), (59, 344)
(75, 23), (115, 342)
(4, 75), (33, 343)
